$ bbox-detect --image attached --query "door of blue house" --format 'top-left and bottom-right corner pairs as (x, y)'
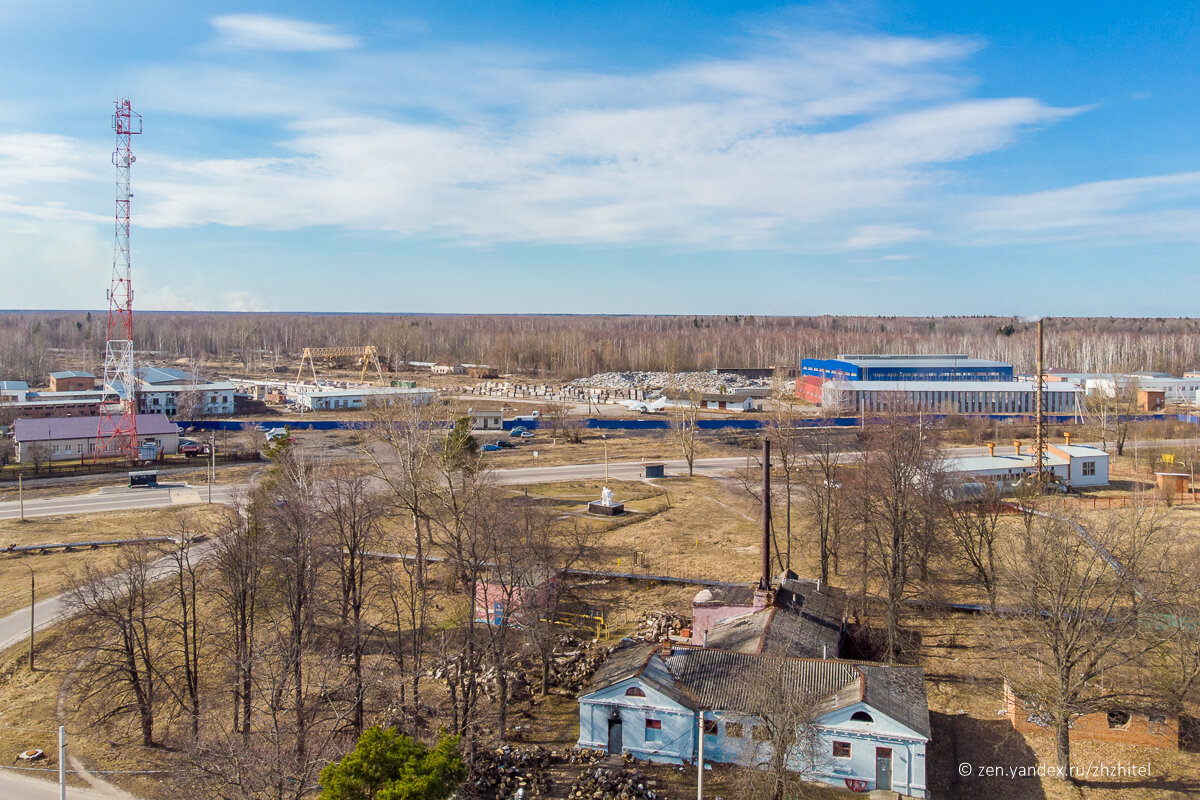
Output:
(875, 747), (892, 791)
(607, 715), (623, 755)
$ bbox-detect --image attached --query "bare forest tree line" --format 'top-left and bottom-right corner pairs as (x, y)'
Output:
(5, 311), (1200, 384)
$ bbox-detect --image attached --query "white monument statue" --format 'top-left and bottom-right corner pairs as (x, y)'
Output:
(600, 486), (614, 506)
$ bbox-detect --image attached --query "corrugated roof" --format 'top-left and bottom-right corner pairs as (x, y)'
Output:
(859, 664), (932, 738)
(704, 579), (846, 660)
(49, 371), (94, 379)
(14, 413), (178, 442)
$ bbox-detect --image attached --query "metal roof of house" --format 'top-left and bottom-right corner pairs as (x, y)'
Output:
(0, 381), (29, 392)
(136, 366), (197, 385)
(14, 413), (178, 443)
(49, 371), (94, 379)
(704, 578), (846, 660)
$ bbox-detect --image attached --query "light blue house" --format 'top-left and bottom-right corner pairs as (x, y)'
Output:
(578, 643), (930, 798)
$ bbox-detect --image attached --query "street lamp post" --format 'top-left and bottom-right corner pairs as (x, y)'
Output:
(17, 561), (33, 670)
(603, 435), (609, 483)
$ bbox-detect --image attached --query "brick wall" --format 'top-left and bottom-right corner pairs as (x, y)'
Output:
(1004, 682), (1179, 749)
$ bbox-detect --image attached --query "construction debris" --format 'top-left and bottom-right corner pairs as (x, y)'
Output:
(571, 372), (771, 393)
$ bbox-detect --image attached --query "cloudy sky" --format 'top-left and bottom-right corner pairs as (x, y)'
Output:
(2, 1), (1198, 314)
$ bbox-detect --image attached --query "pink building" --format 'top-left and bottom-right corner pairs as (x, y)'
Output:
(474, 567), (558, 626)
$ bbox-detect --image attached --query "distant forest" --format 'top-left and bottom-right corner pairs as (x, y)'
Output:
(3, 311), (1200, 384)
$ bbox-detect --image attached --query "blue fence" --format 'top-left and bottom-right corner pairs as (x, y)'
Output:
(178, 412), (1195, 434)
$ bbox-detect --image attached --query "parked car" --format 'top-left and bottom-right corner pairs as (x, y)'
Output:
(509, 426), (527, 437)
(480, 443), (503, 452)
(180, 442), (211, 457)
(519, 431), (535, 438)
(496, 440), (516, 449)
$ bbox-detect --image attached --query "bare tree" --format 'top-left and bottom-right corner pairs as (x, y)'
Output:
(1086, 375), (1140, 455)
(159, 513), (204, 737)
(669, 390), (700, 476)
(766, 387), (803, 570)
(992, 502), (1163, 778)
(541, 401), (572, 444)
(65, 543), (158, 746)
(942, 481), (1004, 610)
(210, 493), (264, 740)
(847, 410), (944, 661)
(362, 399), (441, 729)
(318, 464), (384, 735)
(795, 430), (847, 584)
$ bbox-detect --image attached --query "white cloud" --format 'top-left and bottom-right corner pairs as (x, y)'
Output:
(968, 171), (1200, 241)
(123, 32), (1074, 249)
(210, 14), (360, 52)
(842, 224), (928, 250)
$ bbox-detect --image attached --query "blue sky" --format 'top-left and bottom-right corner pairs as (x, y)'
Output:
(2, 1), (1198, 315)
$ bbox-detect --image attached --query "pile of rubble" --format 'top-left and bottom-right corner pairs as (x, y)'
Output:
(632, 611), (688, 642)
(568, 765), (663, 800)
(571, 372), (771, 392)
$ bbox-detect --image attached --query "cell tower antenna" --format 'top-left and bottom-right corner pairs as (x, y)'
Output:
(95, 98), (142, 462)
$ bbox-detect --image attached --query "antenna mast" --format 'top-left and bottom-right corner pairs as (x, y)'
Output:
(96, 99), (142, 462)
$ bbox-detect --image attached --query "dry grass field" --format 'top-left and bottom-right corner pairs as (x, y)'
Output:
(0, 506), (220, 618)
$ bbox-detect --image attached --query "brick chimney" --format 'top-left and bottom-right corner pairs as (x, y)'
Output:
(660, 639), (672, 658)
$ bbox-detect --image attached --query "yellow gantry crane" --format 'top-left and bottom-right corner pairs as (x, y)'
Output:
(296, 346), (386, 384)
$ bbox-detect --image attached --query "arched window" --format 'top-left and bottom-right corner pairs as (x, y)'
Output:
(625, 687), (646, 697)
(850, 711), (874, 724)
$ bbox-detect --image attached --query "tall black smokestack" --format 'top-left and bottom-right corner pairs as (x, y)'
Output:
(761, 437), (771, 590)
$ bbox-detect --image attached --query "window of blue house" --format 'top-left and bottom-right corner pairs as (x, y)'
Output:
(625, 687), (645, 697)
(832, 741), (851, 758)
(703, 720), (718, 736)
(645, 719), (661, 742)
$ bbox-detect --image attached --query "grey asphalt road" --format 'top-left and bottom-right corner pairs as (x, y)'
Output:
(0, 484), (242, 521)
(0, 769), (133, 800)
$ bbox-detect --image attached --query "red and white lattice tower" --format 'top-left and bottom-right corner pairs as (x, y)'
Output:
(95, 99), (142, 462)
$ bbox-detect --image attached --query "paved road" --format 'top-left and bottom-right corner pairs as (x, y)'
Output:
(492, 456), (749, 484)
(0, 484), (242, 521)
(0, 769), (133, 800)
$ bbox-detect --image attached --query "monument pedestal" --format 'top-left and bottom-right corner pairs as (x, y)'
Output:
(588, 501), (625, 516)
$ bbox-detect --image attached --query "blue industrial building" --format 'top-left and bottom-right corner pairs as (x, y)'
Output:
(800, 354), (1014, 383)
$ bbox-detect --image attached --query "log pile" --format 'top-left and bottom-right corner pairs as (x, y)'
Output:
(466, 746), (609, 800)
(632, 611), (688, 642)
(567, 765), (663, 800)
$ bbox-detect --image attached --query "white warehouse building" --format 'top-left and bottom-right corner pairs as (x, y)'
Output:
(293, 386), (435, 411)
(1085, 376), (1200, 404)
(945, 442), (1109, 489)
(822, 380), (1084, 416)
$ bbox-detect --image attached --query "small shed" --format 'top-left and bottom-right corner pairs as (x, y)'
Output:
(643, 463), (665, 479)
(1155, 472), (1190, 494)
(129, 470), (159, 488)
(1138, 389), (1166, 411)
